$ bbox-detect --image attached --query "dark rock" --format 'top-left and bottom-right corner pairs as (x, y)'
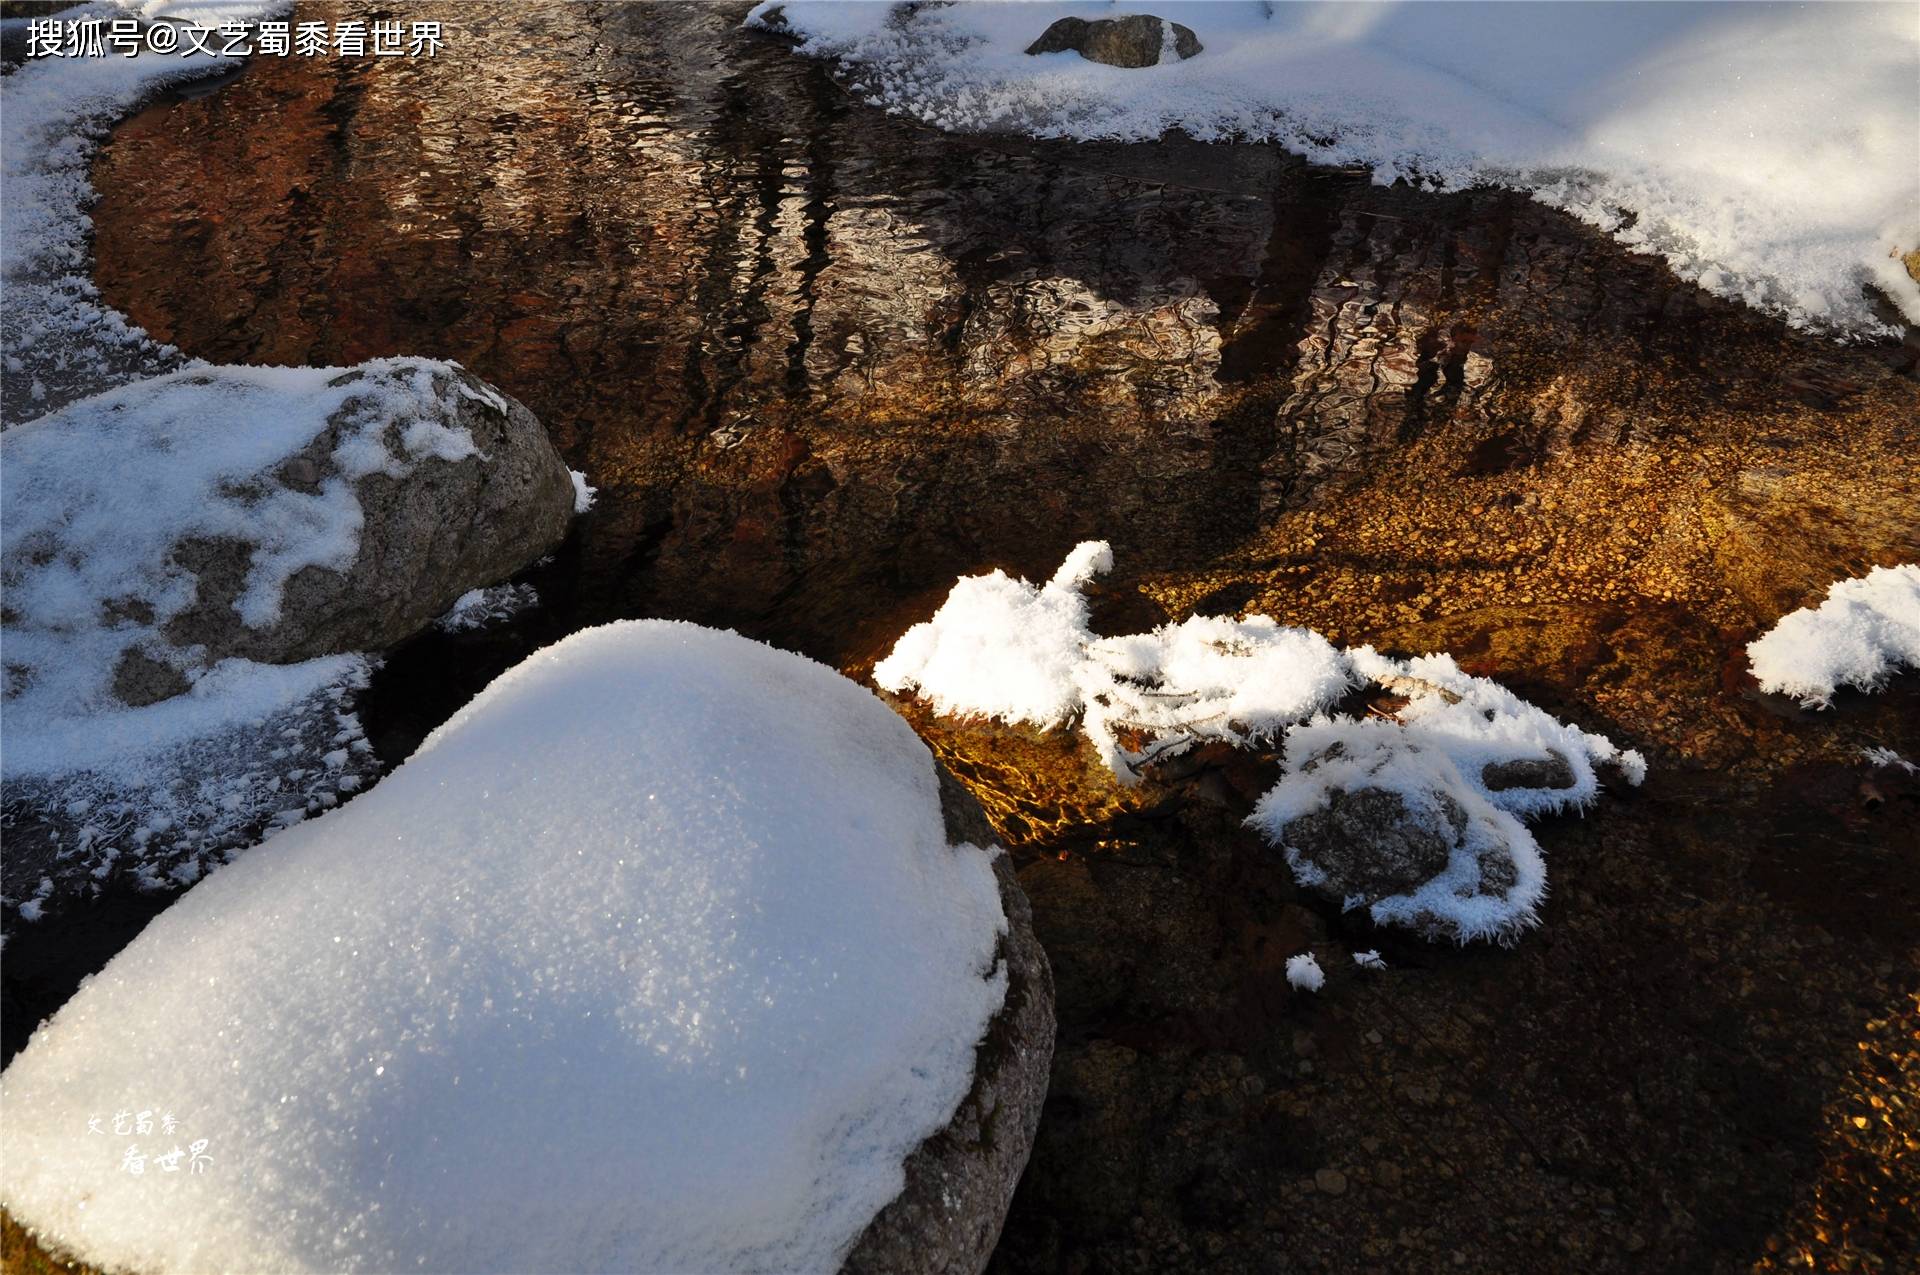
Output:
(1025, 14), (1201, 68)
(109, 645), (190, 708)
(842, 765), (1056, 1275)
(1482, 752), (1576, 792)
(1280, 785), (1463, 903)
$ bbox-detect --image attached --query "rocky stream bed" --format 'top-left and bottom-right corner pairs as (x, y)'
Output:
(4, 2), (1918, 1272)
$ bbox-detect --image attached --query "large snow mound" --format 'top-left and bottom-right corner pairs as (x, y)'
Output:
(0, 621), (1009, 1275)
(879, 542), (1643, 940)
(749, 1), (1920, 338)
(1746, 564), (1920, 706)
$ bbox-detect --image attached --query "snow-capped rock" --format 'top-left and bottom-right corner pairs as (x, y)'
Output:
(0, 621), (1048, 1275)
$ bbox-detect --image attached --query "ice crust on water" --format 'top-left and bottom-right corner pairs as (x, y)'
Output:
(0, 622), (1009, 1275)
(749, 1), (1920, 338)
(1745, 565), (1920, 707)
(878, 543), (1645, 941)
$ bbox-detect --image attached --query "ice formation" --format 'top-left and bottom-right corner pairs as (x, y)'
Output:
(436, 583), (541, 634)
(0, 622), (1009, 1275)
(878, 543), (1645, 941)
(749, 1), (1920, 337)
(1285, 952), (1325, 992)
(569, 468), (597, 513)
(1746, 565), (1920, 707)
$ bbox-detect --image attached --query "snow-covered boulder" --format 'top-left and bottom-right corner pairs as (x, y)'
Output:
(1252, 722), (1546, 944)
(0, 622), (1051, 1275)
(844, 764), (1055, 1275)
(2, 357), (573, 712)
(1025, 15), (1201, 67)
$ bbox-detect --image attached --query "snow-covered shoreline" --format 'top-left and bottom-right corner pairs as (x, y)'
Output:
(749, 0), (1920, 339)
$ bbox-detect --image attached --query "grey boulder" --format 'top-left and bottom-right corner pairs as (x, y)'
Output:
(1025, 14), (1201, 67)
(1279, 783), (1465, 904)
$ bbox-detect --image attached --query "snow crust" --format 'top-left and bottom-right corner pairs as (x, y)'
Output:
(1285, 952), (1325, 991)
(1, 622), (1009, 1275)
(878, 542), (1644, 941)
(1746, 564), (1920, 707)
(749, 1), (1920, 337)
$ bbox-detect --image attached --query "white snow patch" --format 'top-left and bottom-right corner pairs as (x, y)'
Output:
(109, 0), (292, 20)
(875, 540), (1113, 727)
(1746, 565), (1920, 707)
(0, 621), (1008, 1275)
(570, 468), (598, 513)
(1, 26), (243, 422)
(749, 1), (1920, 337)
(1285, 952), (1325, 991)
(880, 542), (1644, 941)
(1352, 949), (1387, 971)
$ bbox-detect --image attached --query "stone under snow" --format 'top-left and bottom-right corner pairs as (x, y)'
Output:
(0, 622), (1012, 1274)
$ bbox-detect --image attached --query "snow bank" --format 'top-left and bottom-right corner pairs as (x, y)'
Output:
(0, 621), (1009, 1275)
(879, 542), (1644, 941)
(1746, 564), (1920, 707)
(749, 1), (1920, 337)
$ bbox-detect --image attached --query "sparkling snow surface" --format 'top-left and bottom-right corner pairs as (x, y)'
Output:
(0, 622), (1009, 1275)
(1746, 564), (1920, 707)
(749, 1), (1920, 337)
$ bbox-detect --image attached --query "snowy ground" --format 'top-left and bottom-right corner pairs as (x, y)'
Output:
(750, 1), (1920, 338)
(0, 622), (1008, 1275)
